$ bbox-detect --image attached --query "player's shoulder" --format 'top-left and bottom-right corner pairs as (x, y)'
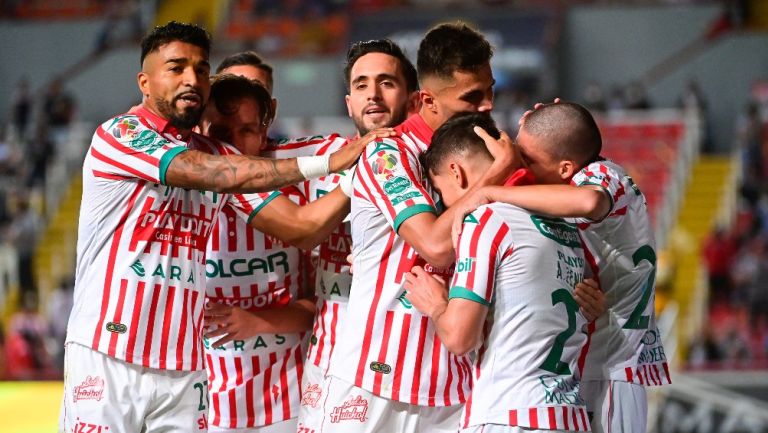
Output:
(363, 135), (409, 159)
(573, 158), (625, 186)
(96, 113), (170, 151)
(266, 133), (343, 153)
(188, 132), (239, 156)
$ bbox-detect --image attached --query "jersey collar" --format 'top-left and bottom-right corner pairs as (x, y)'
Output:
(395, 113), (434, 146)
(130, 105), (190, 141)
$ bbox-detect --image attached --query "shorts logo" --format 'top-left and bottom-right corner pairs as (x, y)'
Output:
(74, 418), (109, 433)
(106, 322), (127, 334)
(73, 375), (105, 402)
(330, 395), (369, 423)
(369, 361), (391, 374)
(301, 383), (322, 408)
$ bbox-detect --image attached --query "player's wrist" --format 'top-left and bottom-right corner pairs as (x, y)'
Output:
(297, 155), (330, 179)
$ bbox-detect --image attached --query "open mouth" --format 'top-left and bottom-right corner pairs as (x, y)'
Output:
(176, 92), (202, 108)
(364, 106), (388, 119)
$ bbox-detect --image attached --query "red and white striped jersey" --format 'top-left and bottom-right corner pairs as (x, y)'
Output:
(332, 113), (472, 406)
(452, 203), (589, 431)
(266, 135), (354, 374)
(573, 159), (671, 386)
(204, 185), (310, 428)
(67, 107), (275, 371)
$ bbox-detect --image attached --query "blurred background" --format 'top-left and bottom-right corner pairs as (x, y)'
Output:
(1, 0), (768, 431)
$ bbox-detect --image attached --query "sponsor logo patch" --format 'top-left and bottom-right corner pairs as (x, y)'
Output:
(371, 152), (398, 181)
(396, 290), (412, 309)
(369, 361), (392, 374)
(301, 383), (323, 408)
(130, 260), (145, 277)
(106, 322), (127, 334)
(73, 375), (105, 402)
(383, 176), (411, 195)
(74, 418), (110, 433)
(330, 395), (369, 423)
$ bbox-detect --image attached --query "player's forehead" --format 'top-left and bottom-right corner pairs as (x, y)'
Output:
(145, 40), (209, 66)
(221, 65), (271, 91)
(350, 52), (404, 83)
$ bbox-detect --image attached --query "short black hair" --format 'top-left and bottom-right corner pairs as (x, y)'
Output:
(523, 102), (602, 166)
(140, 21), (211, 66)
(344, 39), (418, 93)
(209, 74), (273, 127)
(216, 51), (274, 90)
(422, 112), (498, 174)
(417, 21), (493, 81)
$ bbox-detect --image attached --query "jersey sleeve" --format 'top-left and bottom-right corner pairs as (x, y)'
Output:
(570, 161), (623, 223)
(226, 190), (282, 224)
(448, 206), (511, 306)
(355, 138), (436, 233)
(264, 134), (346, 159)
(90, 115), (188, 185)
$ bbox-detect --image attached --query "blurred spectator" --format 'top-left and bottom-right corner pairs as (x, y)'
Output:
(582, 81), (606, 112)
(4, 291), (53, 379)
(678, 78), (715, 153)
(46, 277), (74, 372)
(42, 77), (76, 147)
(25, 125), (55, 188)
(606, 85), (625, 112)
(624, 80), (652, 109)
(10, 78), (32, 140)
(93, 0), (143, 53)
(736, 102), (766, 181)
(702, 226), (737, 303)
(5, 194), (42, 296)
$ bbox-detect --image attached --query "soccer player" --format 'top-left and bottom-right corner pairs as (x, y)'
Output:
(283, 39), (421, 433)
(405, 112), (591, 432)
(321, 22), (514, 433)
(452, 102), (671, 433)
(60, 21), (370, 433)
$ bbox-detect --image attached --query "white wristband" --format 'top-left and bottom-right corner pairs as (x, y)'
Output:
(296, 154), (330, 179)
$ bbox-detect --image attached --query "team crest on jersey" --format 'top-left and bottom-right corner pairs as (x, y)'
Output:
(369, 361), (392, 374)
(330, 395), (369, 423)
(73, 375), (105, 402)
(111, 117), (139, 141)
(371, 152), (398, 181)
(301, 383), (323, 408)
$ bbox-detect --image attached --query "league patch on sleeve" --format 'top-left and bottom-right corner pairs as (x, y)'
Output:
(111, 117), (140, 141)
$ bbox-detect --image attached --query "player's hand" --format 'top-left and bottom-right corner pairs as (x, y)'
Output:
(328, 128), (396, 173)
(404, 266), (448, 319)
(451, 187), (494, 249)
(518, 98), (562, 128)
(203, 303), (263, 348)
(474, 126), (521, 180)
(574, 278), (605, 322)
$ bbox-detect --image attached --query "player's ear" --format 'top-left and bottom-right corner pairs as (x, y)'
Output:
(138, 72), (150, 97)
(345, 94), (353, 118)
(420, 90), (437, 115)
(558, 160), (577, 181)
(270, 98), (278, 124)
(449, 161), (469, 189)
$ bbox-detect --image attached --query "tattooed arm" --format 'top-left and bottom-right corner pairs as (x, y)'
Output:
(165, 150), (306, 194)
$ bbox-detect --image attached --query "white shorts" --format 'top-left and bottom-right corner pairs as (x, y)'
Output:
(59, 343), (209, 433)
(297, 362), (329, 433)
(208, 418), (297, 433)
(462, 425), (568, 433)
(580, 380), (647, 433)
(318, 376), (462, 433)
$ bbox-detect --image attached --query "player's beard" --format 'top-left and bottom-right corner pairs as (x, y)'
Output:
(354, 104), (408, 136)
(155, 94), (204, 131)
